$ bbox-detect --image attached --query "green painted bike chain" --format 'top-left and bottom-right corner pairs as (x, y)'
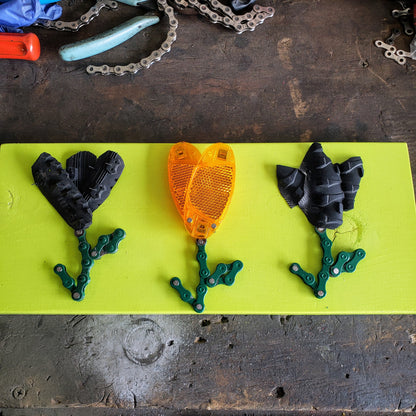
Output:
(289, 227), (366, 299)
(54, 228), (126, 301)
(170, 238), (243, 313)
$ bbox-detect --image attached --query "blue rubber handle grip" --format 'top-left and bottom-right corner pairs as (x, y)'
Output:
(59, 15), (160, 62)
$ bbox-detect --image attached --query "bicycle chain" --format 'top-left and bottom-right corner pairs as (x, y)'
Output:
(374, 2), (416, 65)
(173, 0), (274, 34)
(374, 40), (407, 65)
(35, 0), (274, 75)
(88, 0), (178, 75)
(170, 238), (243, 313)
(289, 227), (366, 299)
(374, 39), (416, 65)
(54, 228), (126, 301)
(88, 0), (274, 75)
(34, 0), (119, 31)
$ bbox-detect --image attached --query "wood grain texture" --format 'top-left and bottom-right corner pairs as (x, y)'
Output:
(0, 315), (415, 413)
(0, 0), (414, 146)
(0, 0), (415, 413)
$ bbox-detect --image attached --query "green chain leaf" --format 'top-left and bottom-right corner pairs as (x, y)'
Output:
(170, 239), (243, 313)
(54, 228), (126, 301)
(289, 227), (366, 299)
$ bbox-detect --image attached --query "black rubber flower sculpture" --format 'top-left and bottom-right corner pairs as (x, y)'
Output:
(276, 142), (366, 298)
(32, 151), (126, 301)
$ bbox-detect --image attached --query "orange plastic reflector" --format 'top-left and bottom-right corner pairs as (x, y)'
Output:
(168, 142), (236, 240)
(168, 142), (201, 219)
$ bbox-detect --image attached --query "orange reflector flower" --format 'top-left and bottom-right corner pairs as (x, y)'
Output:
(168, 142), (236, 239)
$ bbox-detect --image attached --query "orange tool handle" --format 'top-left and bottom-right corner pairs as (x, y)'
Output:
(0, 33), (40, 61)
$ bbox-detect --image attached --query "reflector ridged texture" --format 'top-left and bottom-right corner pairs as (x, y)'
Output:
(168, 142), (201, 218)
(168, 142), (236, 239)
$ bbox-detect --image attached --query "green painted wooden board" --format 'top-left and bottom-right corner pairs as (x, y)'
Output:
(0, 143), (415, 314)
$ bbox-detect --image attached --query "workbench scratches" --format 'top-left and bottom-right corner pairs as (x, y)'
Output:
(288, 79), (309, 118)
(277, 37), (294, 71)
(123, 319), (165, 365)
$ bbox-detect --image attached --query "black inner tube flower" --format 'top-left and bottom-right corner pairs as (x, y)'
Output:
(276, 142), (364, 229)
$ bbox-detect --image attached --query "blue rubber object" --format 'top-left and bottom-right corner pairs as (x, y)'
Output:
(39, 0), (59, 5)
(0, 0), (59, 5)
(0, 0), (61, 32)
(59, 15), (160, 62)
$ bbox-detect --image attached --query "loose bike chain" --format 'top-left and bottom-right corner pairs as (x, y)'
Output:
(34, 0), (119, 31)
(172, 0), (274, 34)
(374, 2), (416, 65)
(34, 0), (274, 75)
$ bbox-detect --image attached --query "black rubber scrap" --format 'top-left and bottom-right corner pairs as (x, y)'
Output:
(32, 152), (93, 230)
(275, 165), (304, 209)
(338, 157), (364, 211)
(276, 142), (364, 229)
(32, 150), (125, 230)
(66, 151), (97, 195)
(81, 151), (125, 212)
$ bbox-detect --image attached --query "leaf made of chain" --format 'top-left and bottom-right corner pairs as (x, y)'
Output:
(34, 0), (119, 31)
(54, 228), (126, 301)
(289, 227), (366, 299)
(170, 239), (243, 313)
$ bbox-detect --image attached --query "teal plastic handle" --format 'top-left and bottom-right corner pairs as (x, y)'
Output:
(59, 15), (160, 62)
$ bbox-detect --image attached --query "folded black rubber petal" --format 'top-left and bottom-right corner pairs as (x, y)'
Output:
(80, 151), (125, 212)
(32, 150), (125, 230)
(32, 153), (93, 230)
(66, 151), (97, 196)
(276, 143), (364, 229)
(338, 157), (364, 211)
(275, 165), (304, 208)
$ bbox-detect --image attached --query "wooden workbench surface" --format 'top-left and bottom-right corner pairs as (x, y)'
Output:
(0, 0), (415, 414)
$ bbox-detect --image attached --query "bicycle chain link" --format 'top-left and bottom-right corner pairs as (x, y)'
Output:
(374, 40), (407, 65)
(289, 227), (366, 299)
(375, 2), (416, 65)
(34, 0), (119, 31)
(173, 0), (274, 34)
(170, 238), (243, 313)
(374, 39), (416, 65)
(34, 0), (274, 75)
(88, 0), (177, 75)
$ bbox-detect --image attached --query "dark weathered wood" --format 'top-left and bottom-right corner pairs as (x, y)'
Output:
(0, 0), (415, 146)
(0, 0), (415, 413)
(0, 315), (415, 413)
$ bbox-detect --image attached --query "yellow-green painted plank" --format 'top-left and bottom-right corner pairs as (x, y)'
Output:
(0, 142), (414, 314)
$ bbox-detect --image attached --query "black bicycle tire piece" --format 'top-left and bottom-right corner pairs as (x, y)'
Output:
(32, 152), (93, 230)
(66, 151), (97, 196)
(82, 150), (125, 212)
